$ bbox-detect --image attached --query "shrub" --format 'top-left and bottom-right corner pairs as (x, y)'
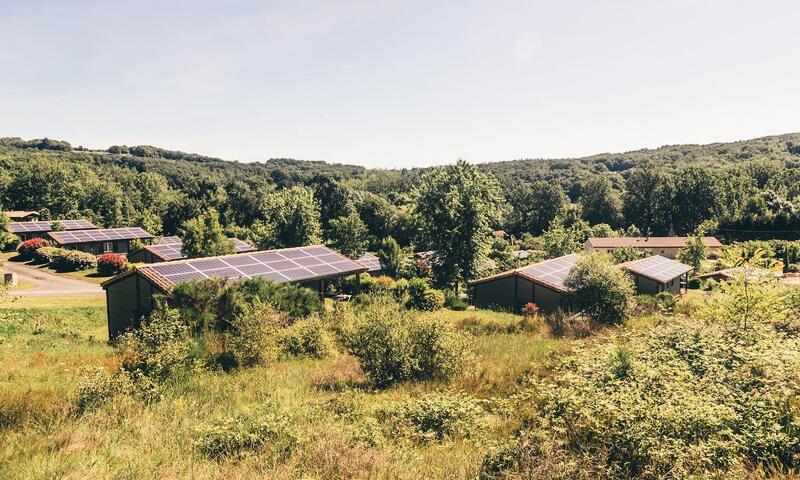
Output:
(194, 410), (297, 460)
(564, 254), (634, 325)
(116, 307), (192, 383)
(687, 277), (702, 289)
(97, 253), (127, 276)
(406, 278), (445, 311)
(444, 290), (469, 311)
(215, 278), (322, 329)
(17, 237), (48, 259)
(2, 235), (20, 252)
(544, 310), (592, 339)
(486, 319), (800, 478)
(32, 246), (60, 264)
(74, 368), (135, 413)
(50, 249), (97, 271)
(343, 299), (472, 387)
(378, 392), (485, 444)
(277, 317), (333, 359)
(220, 300), (284, 368)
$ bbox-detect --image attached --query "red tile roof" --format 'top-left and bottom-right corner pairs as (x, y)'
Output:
(586, 236), (723, 249)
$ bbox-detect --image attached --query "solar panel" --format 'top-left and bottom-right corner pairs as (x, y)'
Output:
(517, 253), (581, 291)
(155, 236), (182, 245)
(49, 227), (153, 245)
(621, 255), (693, 283)
(141, 245), (366, 289)
(148, 244), (184, 261)
(356, 252), (382, 272)
(8, 219), (97, 234)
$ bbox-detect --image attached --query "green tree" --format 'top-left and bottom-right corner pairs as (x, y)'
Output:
(508, 181), (568, 235)
(326, 213), (369, 259)
(307, 175), (354, 231)
(252, 186), (322, 249)
(672, 166), (728, 234)
(623, 168), (675, 235)
(414, 160), (504, 289)
(676, 234), (708, 272)
(181, 209), (235, 259)
(579, 176), (622, 227)
(563, 254), (634, 325)
(539, 219), (584, 258)
(377, 236), (404, 277)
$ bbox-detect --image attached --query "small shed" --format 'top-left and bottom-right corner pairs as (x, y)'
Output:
(8, 219), (97, 241)
(128, 237), (256, 263)
(617, 255), (693, 295)
(585, 236), (723, 259)
(469, 254), (580, 313)
(48, 227), (153, 255)
(355, 252), (383, 276)
(102, 245), (367, 339)
(4, 211), (40, 222)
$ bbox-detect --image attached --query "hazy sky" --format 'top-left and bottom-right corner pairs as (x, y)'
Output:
(1, 0), (798, 167)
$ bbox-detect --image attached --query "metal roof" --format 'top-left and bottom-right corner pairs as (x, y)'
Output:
(618, 255), (693, 283)
(140, 237), (256, 261)
(48, 227), (153, 245)
(8, 219), (97, 234)
(586, 236), (723, 249)
(104, 245), (367, 292)
(356, 252), (382, 272)
(470, 253), (581, 293)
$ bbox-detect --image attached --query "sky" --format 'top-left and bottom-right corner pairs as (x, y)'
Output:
(1, 0), (798, 168)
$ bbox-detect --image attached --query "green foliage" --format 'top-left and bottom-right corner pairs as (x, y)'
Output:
(609, 245), (650, 264)
(218, 301), (284, 368)
(49, 249), (97, 272)
(116, 307), (192, 383)
(252, 186), (321, 249)
(277, 317), (333, 359)
(378, 392), (485, 444)
(444, 290), (468, 311)
(564, 254), (634, 324)
(489, 318), (800, 478)
(507, 180), (568, 235)
(74, 368), (135, 414)
(376, 236), (404, 277)
(342, 298), (472, 387)
(676, 232), (709, 272)
(579, 176), (622, 227)
(180, 208), (234, 259)
(538, 218), (584, 258)
(622, 168), (675, 235)
(194, 410), (297, 460)
(414, 160), (504, 288)
(405, 278), (444, 311)
(326, 212), (369, 259)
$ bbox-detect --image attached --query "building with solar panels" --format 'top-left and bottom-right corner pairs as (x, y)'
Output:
(617, 255), (693, 295)
(102, 245), (368, 339)
(47, 227), (154, 255)
(469, 254), (580, 313)
(128, 237), (256, 263)
(8, 219), (98, 241)
(355, 252), (383, 276)
(3, 210), (40, 222)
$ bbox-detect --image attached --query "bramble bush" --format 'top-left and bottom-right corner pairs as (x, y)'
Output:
(277, 316), (333, 359)
(482, 318), (800, 479)
(208, 300), (284, 370)
(17, 237), (48, 259)
(194, 409), (297, 460)
(342, 297), (472, 387)
(378, 392), (486, 444)
(97, 252), (127, 276)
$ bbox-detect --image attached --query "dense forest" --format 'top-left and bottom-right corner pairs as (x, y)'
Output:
(2, 132), (799, 277)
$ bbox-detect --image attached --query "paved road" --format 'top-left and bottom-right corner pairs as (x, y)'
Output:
(2, 260), (103, 297)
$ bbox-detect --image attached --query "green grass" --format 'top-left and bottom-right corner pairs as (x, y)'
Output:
(60, 268), (112, 284)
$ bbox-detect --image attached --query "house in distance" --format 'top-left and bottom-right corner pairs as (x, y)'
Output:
(617, 255), (693, 295)
(48, 227), (153, 255)
(7, 219), (97, 241)
(128, 237), (256, 263)
(585, 236), (723, 259)
(3, 210), (40, 222)
(103, 245), (367, 339)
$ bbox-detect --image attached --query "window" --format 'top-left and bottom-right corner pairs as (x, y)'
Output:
(103, 241), (113, 253)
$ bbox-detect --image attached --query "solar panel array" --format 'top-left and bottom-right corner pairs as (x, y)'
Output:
(148, 238), (256, 261)
(142, 245), (366, 288)
(356, 252), (382, 272)
(155, 236), (182, 245)
(8, 219), (97, 234)
(517, 253), (580, 291)
(50, 227), (153, 245)
(622, 255), (693, 283)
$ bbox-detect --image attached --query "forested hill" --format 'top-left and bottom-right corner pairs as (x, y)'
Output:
(1, 132), (799, 245)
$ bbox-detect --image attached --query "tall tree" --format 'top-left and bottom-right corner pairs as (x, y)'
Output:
(414, 160), (504, 289)
(181, 209), (235, 259)
(252, 186), (322, 249)
(672, 166), (727, 234)
(377, 236), (404, 277)
(307, 175), (355, 231)
(579, 176), (622, 227)
(507, 181), (568, 235)
(622, 168), (675, 235)
(326, 213), (369, 259)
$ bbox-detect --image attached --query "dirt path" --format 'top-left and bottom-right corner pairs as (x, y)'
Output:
(2, 260), (103, 297)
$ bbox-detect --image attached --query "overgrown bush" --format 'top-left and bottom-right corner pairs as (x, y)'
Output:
(194, 410), (297, 460)
(444, 290), (468, 311)
(544, 309), (592, 338)
(17, 237), (48, 259)
(342, 298), (472, 387)
(406, 278), (445, 311)
(50, 249), (97, 271)
(213, 300), (284, 369)
(97, 252), (127, 276)
(484, 318), (800, 478)
(74, 368), (135, 414)
(564, 254), (634, 325)
(215, 278), (322, 329)
(277, 317), (333, 359)
(377, 392), (485, 444)
(116, 307), (192, 383)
